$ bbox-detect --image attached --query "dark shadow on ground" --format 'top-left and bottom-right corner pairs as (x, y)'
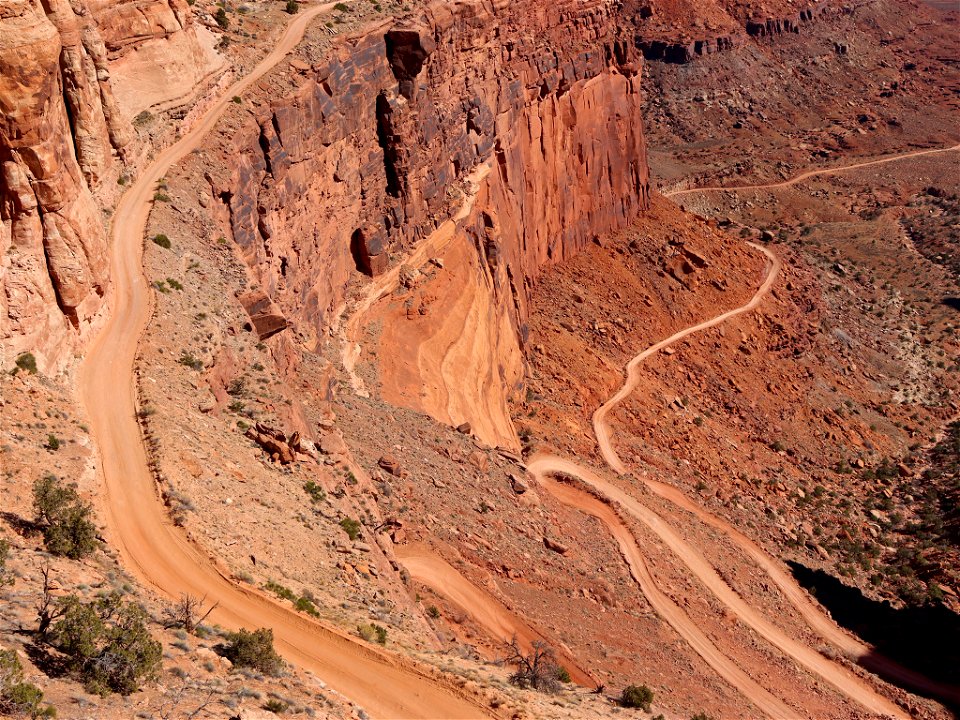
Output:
(942, 297), (960, 312)
(789, 561), (960, 716)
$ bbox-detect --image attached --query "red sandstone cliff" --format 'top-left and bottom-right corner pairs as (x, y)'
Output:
(212, 0), (650, 344)
(0, 0), (218, 372)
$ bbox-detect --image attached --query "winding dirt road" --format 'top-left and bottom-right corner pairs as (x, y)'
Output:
(79, 6), (494, 718)
(527, 246), (910, 719)
(527, 145), (960, 717)
(666, 143), (960, 199)
(594, 242), (780, 474)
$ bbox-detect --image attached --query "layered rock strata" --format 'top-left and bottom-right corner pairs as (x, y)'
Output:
(632, 1), (838, 64)
(0, 0), (215, 373)
(212, 0), (651, 445)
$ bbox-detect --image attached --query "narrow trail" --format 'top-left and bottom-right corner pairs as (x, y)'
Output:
(395, 545), (595, 687)
(666, 143), (960, 199)
(593, 242), (780, 475)
(78, 5), (495, 718)
(526, 247), (913, 720)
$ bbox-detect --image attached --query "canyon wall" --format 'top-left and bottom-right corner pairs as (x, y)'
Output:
(213, 0), (650, 445)
(0, 0), (217, 373)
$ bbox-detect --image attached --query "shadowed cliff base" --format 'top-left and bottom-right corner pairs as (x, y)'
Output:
(788, 561), (960, 714)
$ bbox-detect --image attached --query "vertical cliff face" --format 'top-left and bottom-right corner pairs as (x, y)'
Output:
(0, 0), (215, 373)
(213, 0), (650, 446)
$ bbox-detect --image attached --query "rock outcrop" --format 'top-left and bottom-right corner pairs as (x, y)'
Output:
(210, 0), (650, 445)
(630, 0), (838, 64)
(0, 0), (217, 373)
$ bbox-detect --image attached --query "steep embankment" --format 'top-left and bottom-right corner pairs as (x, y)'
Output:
(208, 0), (650, 448)
(395, 544), (595, 687)
(79, 4), (496, 718)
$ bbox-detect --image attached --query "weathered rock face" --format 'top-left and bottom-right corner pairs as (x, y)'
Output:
(0, 0), (214, 373)
(215, 0), (650, 343)
(627, 0), (837, 64)
(213, 0), (650, 445)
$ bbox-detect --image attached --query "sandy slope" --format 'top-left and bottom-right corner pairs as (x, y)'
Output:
(78, 5), (495, 718)
(666, 143), (960, 198)
(395, 545), (594, 687)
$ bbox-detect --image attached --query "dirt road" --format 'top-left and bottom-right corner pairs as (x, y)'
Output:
(535, 469), (802, 718)
(79, 5), (494, 718)
(666, 143), (960, 199)
(594, 242), (780, 474)
(530, 243), (912, 718)
(395, 545), (594, 687)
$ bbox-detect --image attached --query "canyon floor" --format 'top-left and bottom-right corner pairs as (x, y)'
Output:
(2, 0), (959, 719)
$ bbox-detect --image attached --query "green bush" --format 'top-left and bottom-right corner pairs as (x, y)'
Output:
(178, 352), (204, 371)
(263, 699), (288, 713)
(43, 506), (97, 560)
(0, 539), (12, 587)
(215, 7), (229, 28)
(690, 714), (715, 720)
(152, 192), (171, 203)
(223, 628), (283, 675)
(303, 481), (325, 503)
(0, 649), (55, 718)
(426, 605), (440, 619)
(284, 0), (298, 13)
(555, 666), (571, 683)
(619, 684), (654, 711)
(49, 596), (161, 696)
(45, 435), (60, 451)
(14, 353), (37, 375)
(32, 476), (97, 560)
(357, 623), (387, 645)
(333, 2), (348, 10)
(152, 234), (171, 249)
(339, 517), (361, 541)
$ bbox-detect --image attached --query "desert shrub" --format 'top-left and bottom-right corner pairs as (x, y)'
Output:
(0, 649), (54, 718)
(263, 699), (288, 713)
(222, 628), (282, 675)
(357, 623), (387, 645)
(178, 352), (204, 371)
(426, 605), (440, 619)
(166, 278), (183, 291)
(32, 476), (97, 560)
(690, 714), (715, 720)
(215, 7), (229, 28)
(339, 517), (361, 541)
(152, 234), (171, 249)
(284, 0), (298, 12)
(14, 353), (37, 375)
(232, 96), (242, 104)
(303, 481), (325, 502)
(555, 666), (571, 683)
(0, 539), (12, 587)
(293, 596), (319, 617)
(333, 2), (348, 10)
(152, 192), (170, 203)
(49, 596), (161, 696)
(505, 639), (561, 693)
(619, 684), (654, 710)
(162, 594), (216, 634)
(45, 435), (60, 451)
(264, 581), (295, 602)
